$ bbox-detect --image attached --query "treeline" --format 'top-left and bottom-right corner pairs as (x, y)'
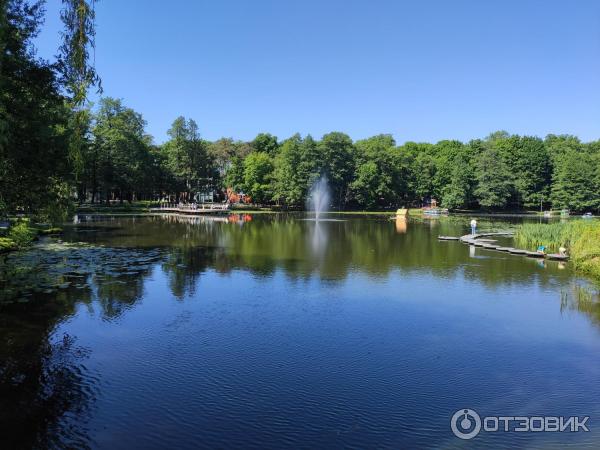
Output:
(73, 104), (600, 212)
(221, 130), (600, 211)
(2, 2), (600, 221)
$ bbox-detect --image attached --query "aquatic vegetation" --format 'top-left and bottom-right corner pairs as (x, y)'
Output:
(0, 241), (163, 305)
(516, 220), (600, 280)
(515, 222), (572, 250)
(0, 237), (18, 253)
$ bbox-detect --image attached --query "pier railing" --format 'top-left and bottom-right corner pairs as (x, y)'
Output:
(152, 203), (230, 213)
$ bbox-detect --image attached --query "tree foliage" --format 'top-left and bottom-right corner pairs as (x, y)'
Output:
(2, 1), (600, 217)
(0, 0), (73, 219)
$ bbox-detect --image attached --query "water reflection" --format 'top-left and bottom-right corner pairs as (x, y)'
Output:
(2, 214), (600, 447)
(0, 303), (95, 448)
(60, 214), (579, 286)
(395, 217), (407, 234)
(309, 220), (328, 261)
(0, 215), (589, 309)
(562, 283), (600, 326)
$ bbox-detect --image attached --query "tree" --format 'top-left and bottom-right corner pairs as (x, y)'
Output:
(510, 136), (552, 208)
(224, 156), (245, 192)
(317, 132), (355, 208)
(551, 149), (598, 212)
(441, 151), (473, 209)
(0, 0), (73, 220)
(58, 0), (101, 185)
(272, 134), (304, 206)
(545, 134), (582, 164)
(272, 134), (320, 207)
(251, 133), (279, 155)
(432, 140), (464, 200)
(403, 143), (435, 205)
(92, 98), (153, 202)
(243, 152), (273, 204)
(473, 145), (513, 208)
(351, 134), (398, 208)
(163, 116), (215, 199)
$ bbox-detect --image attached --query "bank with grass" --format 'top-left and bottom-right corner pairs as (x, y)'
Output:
(515, 220), (600, 280)
(0, 219), (63, 254)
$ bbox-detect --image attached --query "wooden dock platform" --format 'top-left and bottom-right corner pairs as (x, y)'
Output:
(150, 204), (230, 215)
(440, 231), (569, 262)
(546, 253), (569, 261)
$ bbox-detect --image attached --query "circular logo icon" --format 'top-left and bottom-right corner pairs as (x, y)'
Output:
(451, 408), (481, 440)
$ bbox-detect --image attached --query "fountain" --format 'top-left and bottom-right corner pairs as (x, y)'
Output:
(307, 176), (331, 221)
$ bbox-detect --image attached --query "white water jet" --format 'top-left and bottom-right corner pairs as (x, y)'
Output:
(307, 176), (331, 221)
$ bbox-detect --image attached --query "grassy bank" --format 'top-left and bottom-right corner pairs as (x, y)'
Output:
(515, 220), (600, 280)
(76, 202), (154, 214)
(0, 219), (63, 253)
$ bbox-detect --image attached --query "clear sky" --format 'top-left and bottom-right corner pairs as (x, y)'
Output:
(35, 0), (600, 144)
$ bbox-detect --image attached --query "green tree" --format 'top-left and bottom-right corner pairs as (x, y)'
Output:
(58, 0), (102, 187)
(272, 134), (320, 207)
(550, 149), (598, 212)
(0, 0), (73, 220)
(351, 134), (399, 208)
(545, 134), (582, 164)
(92, 98), (152, 202)
(243, 152), (273, 204)
(473, 144), (513, 209)
(441, 151), (473, 209)
(510, 136), (551, 208)
(163, 116), (215, 198)
(251, 133), (279, 155)
(403, 143), (435, 204)
(317, 132), (355, 208)
(432, 140), (464, 200)
(224, 156), (245, 192)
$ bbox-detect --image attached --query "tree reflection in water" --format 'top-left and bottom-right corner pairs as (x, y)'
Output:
(1, 214), (600, 447)
(0, 299), (95, 448)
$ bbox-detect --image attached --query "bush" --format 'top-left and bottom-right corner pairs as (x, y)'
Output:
(0, 237), (18, 253)
(8, 221), (37, 248)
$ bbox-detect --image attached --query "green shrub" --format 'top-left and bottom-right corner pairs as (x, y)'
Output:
(0, 237), (18, 253)
(8, 221), (37, 248)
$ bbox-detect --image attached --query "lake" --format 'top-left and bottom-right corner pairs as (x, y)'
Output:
(1, 214), (600, 449)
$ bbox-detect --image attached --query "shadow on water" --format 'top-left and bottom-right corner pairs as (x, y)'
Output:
(0, 243), (161, 447)
(0, 295), (95, 448)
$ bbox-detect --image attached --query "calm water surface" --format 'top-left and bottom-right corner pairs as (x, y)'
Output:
(2, 214), (600, 449)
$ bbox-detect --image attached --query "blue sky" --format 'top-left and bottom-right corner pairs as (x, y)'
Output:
(36, 0), (600, 144)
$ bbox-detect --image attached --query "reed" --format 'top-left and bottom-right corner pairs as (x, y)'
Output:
(515, 220), (600, 280)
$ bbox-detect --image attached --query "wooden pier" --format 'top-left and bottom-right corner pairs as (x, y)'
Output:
(439, 231), (569, 261)
(150, 203), (230, 215)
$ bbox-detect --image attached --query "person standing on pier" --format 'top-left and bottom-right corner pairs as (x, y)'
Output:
(470, 218), (477, 235)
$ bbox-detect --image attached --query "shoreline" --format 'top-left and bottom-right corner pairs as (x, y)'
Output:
(73, 205), (564, 218)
